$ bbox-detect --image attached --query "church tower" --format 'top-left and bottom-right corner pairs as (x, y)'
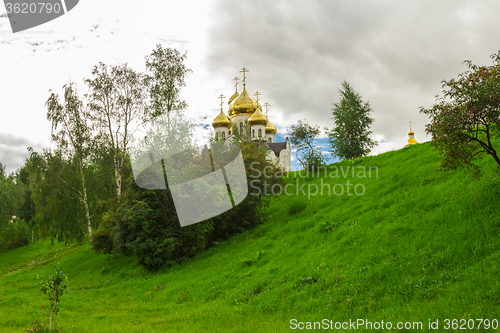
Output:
(405, 121), (417, 146)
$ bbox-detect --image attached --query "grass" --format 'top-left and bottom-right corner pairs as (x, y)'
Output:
(1, 141), (500, 332)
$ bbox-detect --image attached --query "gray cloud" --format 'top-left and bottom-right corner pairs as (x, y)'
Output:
(0, 134), (43, 175)
(206, 0), (500, 143)
(0, 133), (32, 147)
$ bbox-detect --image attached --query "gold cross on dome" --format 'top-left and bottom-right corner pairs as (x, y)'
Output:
(254, 91), (261, 103)
(219, 94), (225, 110)
(233, 76), (239, 90)
(240, 67), (249, 86)
(409, 121), (412, 130)
(264, 102), (270, 116)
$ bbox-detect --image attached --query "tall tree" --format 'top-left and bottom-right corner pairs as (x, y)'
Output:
(288, 119), (325, 171)
(45, 83), (93, 241)
(420, 50), (500, 177)
(326, 80), (377, 160)
(27, 149), (87, 244)
(85, 63), (147, 197)
(145, 44), (192, 136)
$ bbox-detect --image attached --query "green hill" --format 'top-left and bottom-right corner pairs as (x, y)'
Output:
(1, 142), (500, 332)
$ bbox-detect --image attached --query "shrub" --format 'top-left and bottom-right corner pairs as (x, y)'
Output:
(110, 139), (285, 271)
(92, 211), (115, 254)
(0, 219), (31, 252)
(39, 265), (67, 330)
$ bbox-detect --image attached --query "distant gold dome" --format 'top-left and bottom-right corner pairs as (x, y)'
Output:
(232, 87), (257, 115)
(405, 122), (417, 146)
(248, 108), (268, 126)
(265, 120), (277, 134)
(212, 110), (231, 128)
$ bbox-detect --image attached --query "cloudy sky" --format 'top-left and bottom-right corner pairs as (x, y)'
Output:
(1, 0), (500, 174)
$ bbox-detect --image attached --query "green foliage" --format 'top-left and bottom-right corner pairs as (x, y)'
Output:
(27, 150), (87, 245)
(13, 165), (36, 228)
(420, 50), (500, 177)
(39, 265), (67, 330)
(109, 130), (285, 271)
(0, 165), (26, 228)
(288, 119), (326, 171)
(91, 211), (114, 255)
(85, 62), (148, 198)
(111, 176), (209, 270)
(145, 44), (192, 118)
(0, 162), (5, 180)
(0, 218), (31, 252)
(326, 80), (377, 160)
(46, 82), (94, 242)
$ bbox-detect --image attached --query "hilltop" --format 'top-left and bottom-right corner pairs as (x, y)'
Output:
(1, 141), (499, 332)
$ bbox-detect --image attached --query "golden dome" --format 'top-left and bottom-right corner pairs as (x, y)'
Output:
(228, 90), (239, 105)
(248, 108), (268, 126)
(232, 87), (257, 115)
(212, 110), (231, 128)
(265, 120), (277, 134)
(405, 121), (417, 146)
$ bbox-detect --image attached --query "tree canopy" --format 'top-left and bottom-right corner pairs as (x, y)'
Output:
(420, 50), (500, 177)
(288, 119), (325, 171)
(326, 80), (377, 160)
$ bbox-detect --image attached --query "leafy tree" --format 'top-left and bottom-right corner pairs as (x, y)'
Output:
(0, 164), (24, 227)
(326, 80), (377, 160)
(420, 51), (500, 177)
(85, 46), (191, 198)
(46, 83), (94, 241)
(27, 149), (87, 244)
(0, 218), (30, 252)
(85, 63), (147, 198)
(288, 119), (325, 171)
(145, 44), (192, 136)
(13, 164), (35, 227)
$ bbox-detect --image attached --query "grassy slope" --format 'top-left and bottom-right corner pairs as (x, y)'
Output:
(1, 142), (500, 332)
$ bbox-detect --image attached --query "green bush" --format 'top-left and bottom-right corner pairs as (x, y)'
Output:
(92, 211), (115, 254)
(0, 219), (31, 252)
(110, 140), (285, 271)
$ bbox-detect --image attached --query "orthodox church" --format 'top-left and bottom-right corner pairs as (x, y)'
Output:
(212, 67), (291, 171)
(405, 121), (417, 147)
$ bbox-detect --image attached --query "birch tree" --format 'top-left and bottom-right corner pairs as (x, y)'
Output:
(85, 63), (146, 197)
(145, 44), (192, 137)
(46, 83), (93, 241)
(85, 46), (191, 197)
